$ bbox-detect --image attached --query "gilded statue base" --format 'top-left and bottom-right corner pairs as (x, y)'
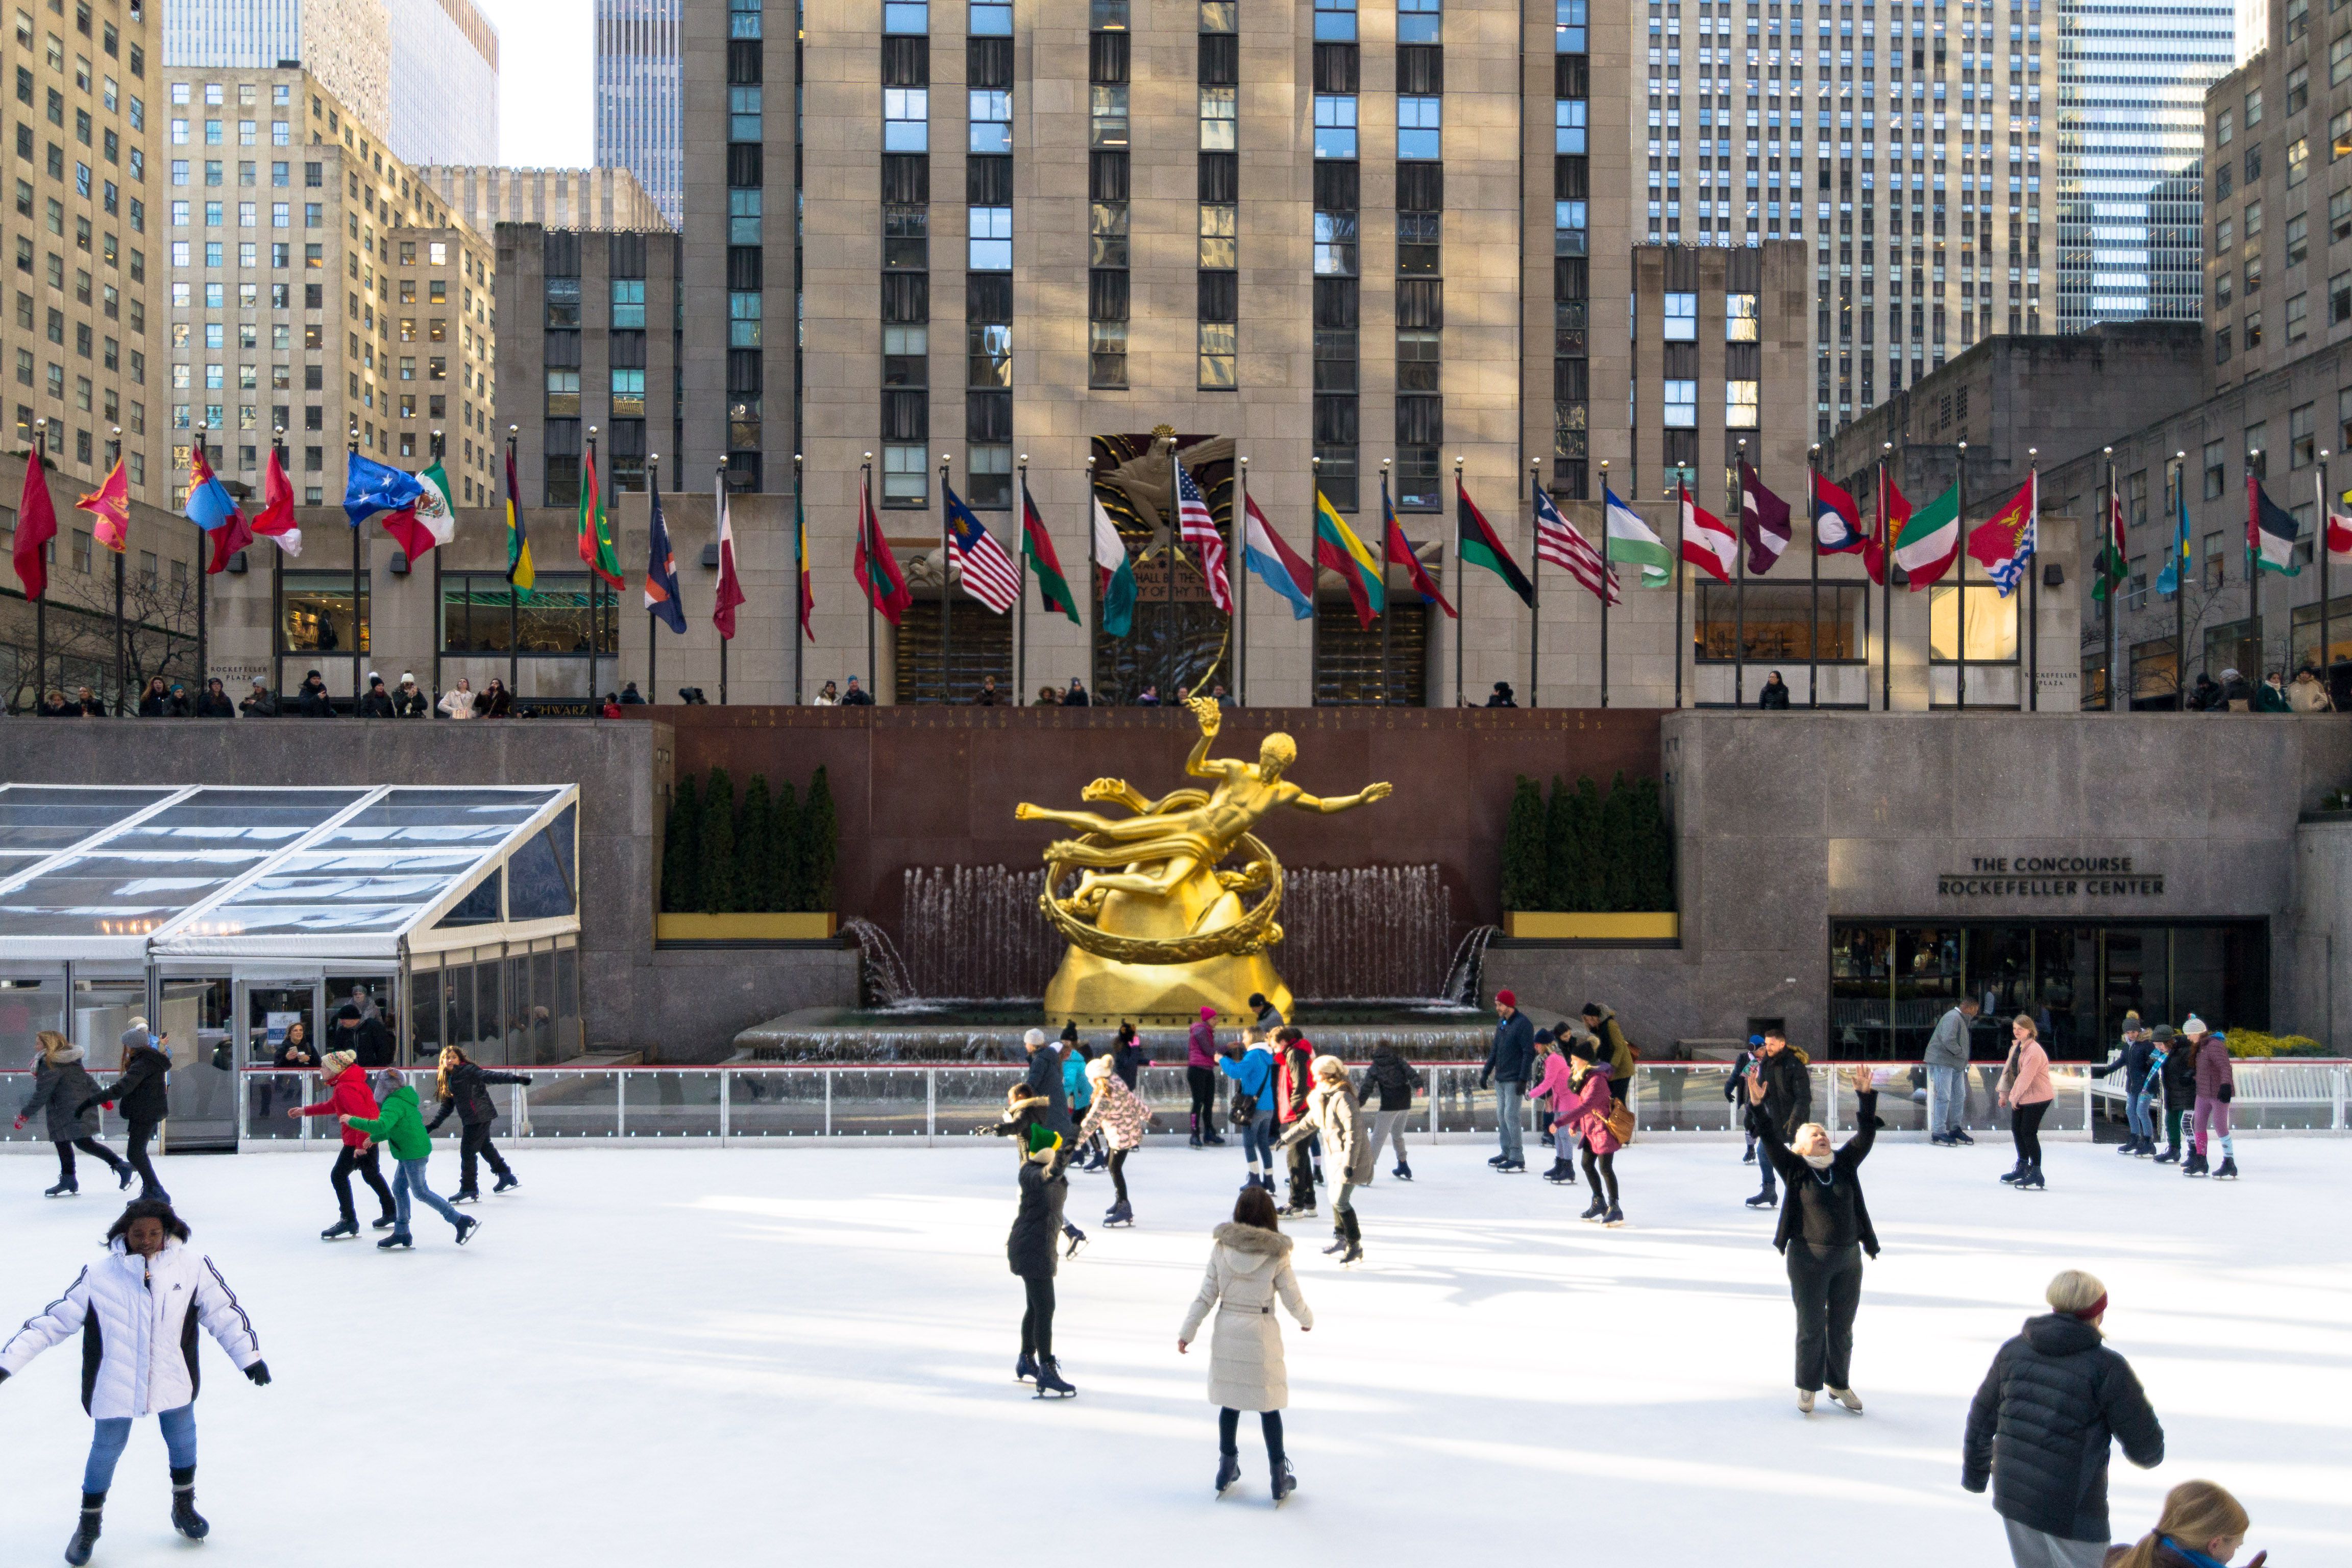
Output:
(1043, 946), (1294, 1027)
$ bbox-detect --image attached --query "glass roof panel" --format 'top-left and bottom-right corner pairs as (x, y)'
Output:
(0, 786), (178, 854)
(193, 847), (495, 938)
(311, 788), (562, 852)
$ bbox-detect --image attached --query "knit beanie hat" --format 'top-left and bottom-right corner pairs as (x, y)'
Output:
(1495, 989), (1517, 1009)
(322, 1049), (357, 1076)
(2181, 1014), (2207, 1036)
(1084, 1055), (1113, 1081)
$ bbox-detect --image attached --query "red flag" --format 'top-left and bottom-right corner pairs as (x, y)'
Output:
(205, 504), (255, 574)
(713, 475), (747, 641)
(75, 458), (131, 555)
(1864, 468), (1912, 586)
(12, 445), (58, 600)
(252, 445), (302, 556)
(1383, 508), (1457, 618)
(853, 481), (914, 624)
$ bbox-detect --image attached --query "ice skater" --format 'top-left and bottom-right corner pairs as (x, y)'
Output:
(1276, 1054), (1371, 1264)
(1075, 1054), (1150, 1227)
(2152, 1022), (2196, 1164)
(1217, 1027), (1278, 1190)
(1061, 1025), (1105, 1172)
(1554, 1034), (1628, 1225)
(1744, 1027), (1811, 1210)
(1752, 1064), (1879, 1414)
(1962, 1269), (2165, 1568)
(995, 1087), (1077, 1396)
(340, 1069), (480, 1250)
(14, 1031), (133, 1198)
(1995, 1014), (2056, 1190)
(290, 1048), (399, 1239)
(1479, 989), (1533, 1172)
(1019, 1028), (1087, 1254)
(2089, 1013), (2159, 1157)
(424, 1044), (533, 1201)
(1531, 1030), (1576, 1184)
(0, 1199), (270, 1565)
(1177, 1184), (1312, 1506)
(2111, 1481), (2261, 1568)
(1358, 1040), (1423, 1181)
(1271, 1027), (1319, 1216)
(2186, 1022), (2238, 1179)
(1185, 1005), (1228, 1148)
(77, 1021), (173, 1204)
(1725, 1034), (1764, 1163)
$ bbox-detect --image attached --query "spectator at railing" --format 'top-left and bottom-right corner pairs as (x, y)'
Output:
(238, 678), (279, 717)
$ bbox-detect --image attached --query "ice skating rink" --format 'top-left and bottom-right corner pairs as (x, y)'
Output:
(3, 1138), (2346, 1566)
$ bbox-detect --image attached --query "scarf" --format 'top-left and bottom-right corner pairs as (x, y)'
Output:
(2159, 1539), (2227, 1568)
(1801, 1149), (1834, 1171)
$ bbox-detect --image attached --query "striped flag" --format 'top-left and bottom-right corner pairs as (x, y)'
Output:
(1456, 476), (1534, 607)
(1680, 482), (1737, 583)
(1739, 461), (1792, 574)
(1090, 493), (1137, 635)
(855, 479), (913, 624)
(502, 443), (532, 591)
(1172, 454), (1233, 613)
(1536, 484), (1620, 606)
(1966, 472), (2039, 595)
(713, 474), (747, 639)
(1242, 491), (1315, 619)
(2246, 477), (2301, 577)
(945, 485), (1020, 612)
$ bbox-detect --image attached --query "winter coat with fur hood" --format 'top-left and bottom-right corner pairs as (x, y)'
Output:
(1076, 1070), (1152, 1151)
(20, 1046), (103, 1141)
(1, 1236), (262, 1419)
(1278, 1070), (1375, 1184)
(1177, 1221), (1314, 1411)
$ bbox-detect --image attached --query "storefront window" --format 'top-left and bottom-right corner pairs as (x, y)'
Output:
(443, 571), (616, 656)
(1927, 584), (2017, 663)
(1694, 583), (1869, 663)
(282, 570), (368, 655)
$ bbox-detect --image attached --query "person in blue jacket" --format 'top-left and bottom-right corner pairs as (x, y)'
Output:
(2089, 1012), (2159, 1157)
(1219, 1030), (1280, 1192)
(1479, 989), (1535, 1172)
(1060, 1025), (1105, 1172)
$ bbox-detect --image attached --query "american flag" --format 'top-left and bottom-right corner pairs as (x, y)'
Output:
(945, 485), (1020, 612)
(1172, 455), (1234, 612)
(1533, 484), (1620, 605)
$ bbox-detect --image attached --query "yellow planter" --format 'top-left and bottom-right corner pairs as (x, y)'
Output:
(656, 913), (839, 942)
(1504, 912), (1679, 941)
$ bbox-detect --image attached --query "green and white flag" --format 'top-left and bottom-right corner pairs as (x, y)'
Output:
(1604, 491), (1673, 587)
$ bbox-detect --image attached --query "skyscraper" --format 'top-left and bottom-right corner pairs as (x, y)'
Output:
(382, 0), (500, 166)
(595, 0), (683, 228)
(2053, 0), (2232, 332)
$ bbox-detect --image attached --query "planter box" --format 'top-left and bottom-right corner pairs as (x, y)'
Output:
(1503, 912), (1679, 941)
(655, 913), (838, 942)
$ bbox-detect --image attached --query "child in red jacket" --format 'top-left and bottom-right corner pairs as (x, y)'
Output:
(288, 1049), (397, 1238)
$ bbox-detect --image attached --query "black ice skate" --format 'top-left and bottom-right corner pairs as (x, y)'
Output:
(1603, 1204), (1626, 1227)
(1271, 1458), (1296, 1506)
(2214, 1157), (2239, 1179)
(1322, 1226), (1347, 1256)
(1015, 1351), (1038, 1383)
(493, 1171), (520, 1194)
(170, 1468), (208, 1540)
(1580, 1197), (1607, 1222)
(1104, 1199), (1134, 1227)
(453, 1187), (480, 1205)
(1214, 1453), (1241, 1497)
(1062, 1224), (1088, 1259)
(63, 1493), (103, 1566)
(1338, 1210), (1363, 1265)
(1032, 1357), (1076, 1398)
(372, 1213), (398, 1230)
(2153, 1143), (2181, 1165)
(377, 1230), (413, 1250)
(320, 1217), (359, 1240)
(1392, 1160), (1412, 1181)
(455, 1216), (481, 1245)
(2016, 1164), (2045, 1191)
(44, 1177), (77, 1197)
(1540, 1160), (1574, 1184)
(2182, 1151), (2210, 1177)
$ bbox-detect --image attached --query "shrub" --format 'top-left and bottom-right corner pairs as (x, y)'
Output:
(2222, 1030), (2329, 1058)
(773, 779), (801, 911)
(699, 767), (740, 913)
(1502, 775), (1547, 912)
(800, 766), (838, 912)
(738, 775), (778, 912)
(660, 774), (700, 914)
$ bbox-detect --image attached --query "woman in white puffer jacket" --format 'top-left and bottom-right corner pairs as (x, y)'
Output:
(0, 1200), (269, 1565)
(1177, 1184), (1313, 1507)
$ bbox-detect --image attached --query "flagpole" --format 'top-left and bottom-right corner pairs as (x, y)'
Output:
(2027, 447), (2040, 713)
(1238, 455), (1252, 707)
(1595, 459), (1609, 709)
(1955, 438), (1968, 712)
(431, 428), (445, 705)
(1085, 454), (1098, 705)
(31, 421), (47, 702)
(716, 459), (731, 705)
(192, 423), (209, 695)
(863, 454), (877, 703)
(2174, 449), (2187, 708)
(1310, 456), (1322, 707)
(1527, 458), (1540, 709)
(1673, 476), (1685, 710)
(2248, 446), (2263, 685)
(585, 425), (600, 711)
(1806, 444), (1821, 709)
(1881, 443), (1893, 713)
(1163, 442), (1178, 704)
(2103, 448), (2116, 710)
(2321, 450), (2334, 700)
(1378, 461), (1392, 707)
(1452, 456), (1465, 709)
(111, 429), (126, 710)
(939, 451), (953, 706)
(347, 422), (362, 708)
(1733, 439), (1747, 707)
(1015, 453), (1029, 705)
(507, 427), (520, 704)
(647, 453), (660, 709)
(793, 452), (806, 705)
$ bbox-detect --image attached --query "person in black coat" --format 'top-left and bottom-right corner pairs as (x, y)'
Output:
(193, 678), (236, 717)
(423, 1045), (534, 1200)
(2151, 1025), (2197, 1164)
(1109, 1022), (1148, 1090)
(979, 1087), (1076, 1396)
(355, 674), (396, 718)
(1357, 1042), (1425, 1181)
(1744, 1028), (1812, 1209)
(295, 671), (335, 716)
(1018, 1029), (1086, 1254)
(1753, 1064), (1878, 1415)
(13, 1032), (134, 1197)
(1479, 989), (1536, 1171)
(1757, 670), (1793, 708)
(78, 1022), (174, 1203)
(1964, 1270), (2164, 1566)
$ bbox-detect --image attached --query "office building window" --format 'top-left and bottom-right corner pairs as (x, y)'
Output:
(969, 206), (1012, 270)
(885, 88), (929, 152)
(969, 89), (1011, 154)
(883, 444), (928, 505)
(1396, 96), (1440, 160)
(1663, 291), (1697, 340)
(1314, 95), (1358, 159)
(1555, 98), (1585, 154)
(1315, 0), (1357, 40)
(1663, 379), (1697, 427)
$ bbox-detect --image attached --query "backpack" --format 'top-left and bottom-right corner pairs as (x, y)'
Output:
(1604, 1100), (1636, 1145)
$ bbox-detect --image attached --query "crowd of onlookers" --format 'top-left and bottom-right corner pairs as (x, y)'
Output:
(2179, 665), (2335, 712)
(23, 670), (525, 718)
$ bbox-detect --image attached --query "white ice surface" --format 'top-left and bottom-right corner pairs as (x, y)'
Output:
(2, 1138), (2346, 1566)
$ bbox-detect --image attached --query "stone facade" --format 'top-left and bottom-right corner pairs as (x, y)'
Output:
(418, 166), (672, 235)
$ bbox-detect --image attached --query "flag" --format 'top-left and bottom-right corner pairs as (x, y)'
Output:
(205, 504), (255, 575)
(1814, 473), (1867, 553)
(1739, 461), (1792, 574)
(1313, 491), (1385, 629)
(1020, 479), (1081, 624)
(380, 458), (454, 564)
(2329, 505), (2352, 567)
(854, 481), (913, 624)
(1383, 488), (1456, 616)
(1090, 494), (1138, 635)
(75, 456), (130, 555)
(1456, 478), (1533, 607)
(253, 444), (302, 559)
(795, 486), (814, 641)
(575, 444), (623, 589)
(2154, 480), (2191, 596)
(1172, 455), (1233, 613)
(713, 475), (747, 640)
(1539, 485), (1621, 606)
(180, 445), (254, 574)
(502, 444), (531, 591)
(2090, 484), (2128, 602)
(945, 486), (1020, 612)
(1966, 472), (2038, 596)
(344, 452), (422, 527)
(1242, 491), (1314, 620)
(643, 463), (686, 633)
(12, 444), (57, 600)
(1603, 491), (1673, 587)
(2247, 477), (2301, 576)
(1894, 481), (1962, 590)
(1680, 482), (1738, 583)
(1864, 469), (1911, 586)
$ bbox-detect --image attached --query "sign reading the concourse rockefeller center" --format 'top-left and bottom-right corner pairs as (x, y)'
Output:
(1936, 854), (2165, 898)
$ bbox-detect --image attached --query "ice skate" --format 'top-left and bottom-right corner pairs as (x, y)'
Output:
(2215, 1156), (2239, 1179)
(1015, 1351), (1038, 1383)
(1931, 1134), (1959, 1147)
(1214, 1453), (1241, 1497)
(1271, 1458), (1296, 1506)
(1104, 1199), (1134, 1227)
(1602, 1204), (1626, 1227)
(1950, 1129), (1975, 1144)
(2153, 1143), (2181, 1165)
(114, 1163), (134, 1190)
(1062, 1226), (1088, 1259)
(1498, 1158), (1526, 1173)
(1338, 1211), (1363, 1264)
(377, 1230), (413, 1250)
(2017, 1164), (2045, 1191)
(371, 1214), (398, 1230)
(1487, 1152), (1509, 1166)
(1828, 1387), (1864, 1414)
(1392, 1160), (1412, 1181)
(1745, 1191), (1777, 1209)
(1204, 1132), (1228, 1147)
(320, 1217), (359, 1241)
(169, 1469), (208, 1540)
(1321, 1226), (1348, 1256)
(43, 1177), (77, 1197)
(1999, 1163), (2026, 1184)
(1189, 1132), (1204, 1149)
(1742, 1143), (1758, 1163)
(1541, 1159), (1574, 1184)
(1579, 1196), (1607, 1221)
(1797, 1388), (1816, 1414)
(2182, 1150), (2210, 1177)
(63, 1494), (103, 1567)
(1032, 1357), (1076, 1398)
(1540, 1130), (1555, 1147)
(493, 1171), (520, 1194)
(452, 1186), (481, 1205)
(455, 1215), (481, 1244)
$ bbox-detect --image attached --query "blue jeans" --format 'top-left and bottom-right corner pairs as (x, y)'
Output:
(1928, 1065), (1969, 1137)
(1240, 1111), (1276, 1167)
(1494, 1081), (1525, 1161)
(394, 1156), (463, 1232)
(85, 1404), (195, 1492)
(2126, 1088), (2157, 1141)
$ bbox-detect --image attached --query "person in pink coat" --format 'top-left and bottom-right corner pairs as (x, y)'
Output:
(1550, 1035), (1625, 1225)
(2187, 1026), (2239, 1180)
(1995, 1014), (2056, 1191)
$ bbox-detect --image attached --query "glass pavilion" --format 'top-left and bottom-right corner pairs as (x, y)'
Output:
(0, 784), (581, 1149)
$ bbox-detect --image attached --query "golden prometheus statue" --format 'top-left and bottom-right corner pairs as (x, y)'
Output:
(1016, 695), (1393, 1022)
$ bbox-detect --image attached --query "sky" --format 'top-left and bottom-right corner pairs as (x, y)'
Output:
(477, 0), (597, 167)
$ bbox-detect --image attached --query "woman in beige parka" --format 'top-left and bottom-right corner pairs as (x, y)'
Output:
(1177, 1184), (1314, 1506)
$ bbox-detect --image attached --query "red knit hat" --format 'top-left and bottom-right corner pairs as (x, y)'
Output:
(1199, 1005), (1216, 1019)
(1496, 989), (1517, 1008)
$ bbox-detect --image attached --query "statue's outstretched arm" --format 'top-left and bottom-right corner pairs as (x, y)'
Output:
(1286, 780), (1396, 815)
(1183, 695), (1223, 779)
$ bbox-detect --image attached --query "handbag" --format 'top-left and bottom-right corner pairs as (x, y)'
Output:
(1603, 1101), (1636, 1145)
(1229, 1091), (1259, 1126)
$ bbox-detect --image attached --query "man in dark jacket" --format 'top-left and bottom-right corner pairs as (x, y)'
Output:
(79, 1022), (175, 1203)
(1061, 678), (1090, 706)
(1019, 1030), (1087, 1255)
(1964, 1275), (2163, 1566)
(356, 673), (396, 717)
(2151, 1023), (2196, 1164)
(1480, 989), (1535, 1171)
(1745, 1027), (1811, 1209)
(295, 670), (335, 715)
(838, 676), (874, 705)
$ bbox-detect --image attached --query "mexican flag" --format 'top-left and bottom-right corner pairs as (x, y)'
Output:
(1894, 481), (1961, 590)
(1604, 492), (1673, 587)
(382, 458), (455, 562)
(577, 445), (624, 589)
(2090, 485), (2128, 601)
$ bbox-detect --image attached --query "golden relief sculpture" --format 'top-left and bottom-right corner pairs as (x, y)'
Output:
(1017, 696), (1393, 1022)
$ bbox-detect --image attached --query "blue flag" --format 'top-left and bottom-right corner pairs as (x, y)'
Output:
(644, 465), (687, 633)
(183, 445), (242, 532)
(342, 453), (423, 528)
(2154, 479), (2190, 596)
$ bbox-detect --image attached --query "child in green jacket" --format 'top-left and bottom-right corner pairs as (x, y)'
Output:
(341, 1070), (479, 1251)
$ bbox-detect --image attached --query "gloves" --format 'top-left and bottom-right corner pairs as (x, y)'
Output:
(519, 1075), (534, 1085)
(2216, 1083), (2233, 1104)
(243, 1361), (272, 1387)
(1477, 1073), (1491, 1091)
(9, 1116), (20, 1131)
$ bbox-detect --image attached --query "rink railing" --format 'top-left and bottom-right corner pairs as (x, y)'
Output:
(8, 1060), (2345, 1149)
